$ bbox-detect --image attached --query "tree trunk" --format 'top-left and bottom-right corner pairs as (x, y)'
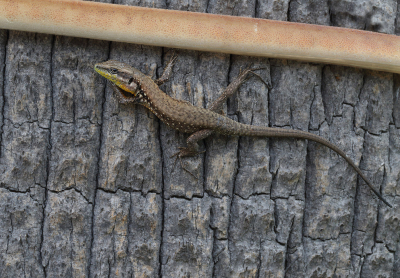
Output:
(0, 0), (399, 277)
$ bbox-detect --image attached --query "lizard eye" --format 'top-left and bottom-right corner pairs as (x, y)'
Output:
(128, 77), (135, 84)
(109, 68), (118, 74)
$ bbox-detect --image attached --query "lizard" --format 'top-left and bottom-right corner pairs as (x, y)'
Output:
(94, 54), (392, 208)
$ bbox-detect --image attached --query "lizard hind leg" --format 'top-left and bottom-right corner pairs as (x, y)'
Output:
(173, 129), (212, 158)
(170, 130), (210, 179)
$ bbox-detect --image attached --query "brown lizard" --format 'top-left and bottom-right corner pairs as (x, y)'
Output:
(94, 54), (392, 208)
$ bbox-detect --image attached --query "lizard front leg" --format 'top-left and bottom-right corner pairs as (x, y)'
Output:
(175, 67), (270, 158)
(154, 52), (178, 85)
(111, 83), (138, 103)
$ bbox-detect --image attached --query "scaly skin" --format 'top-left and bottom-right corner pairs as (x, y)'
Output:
(94, 57), (392, 208)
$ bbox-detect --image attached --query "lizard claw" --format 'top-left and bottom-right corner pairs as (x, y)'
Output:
(171, 147), (204, 158)
(170, 147), (205, 179)
(239, 66), (271, 89)
(248, 69), (272, 89)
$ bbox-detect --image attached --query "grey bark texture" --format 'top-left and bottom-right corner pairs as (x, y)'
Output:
(0, 0), (399, 277)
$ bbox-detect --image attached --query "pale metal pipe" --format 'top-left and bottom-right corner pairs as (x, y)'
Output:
(0, 0), (399, 73)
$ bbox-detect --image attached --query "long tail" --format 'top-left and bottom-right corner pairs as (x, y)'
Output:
(224, 122), (392, 207)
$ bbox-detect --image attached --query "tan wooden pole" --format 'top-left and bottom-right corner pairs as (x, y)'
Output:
(0, 0), (399, 73)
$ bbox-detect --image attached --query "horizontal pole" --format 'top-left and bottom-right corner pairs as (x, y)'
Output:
(0, 0), (399, 73)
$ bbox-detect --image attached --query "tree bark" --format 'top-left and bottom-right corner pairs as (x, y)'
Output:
(0, 0), (399, 277)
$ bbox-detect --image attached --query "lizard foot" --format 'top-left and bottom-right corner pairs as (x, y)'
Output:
(170, 147), (205, 179)
(171, 147), (204, 158)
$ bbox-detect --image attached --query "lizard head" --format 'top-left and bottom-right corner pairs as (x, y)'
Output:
(94, 60), (139, 95)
